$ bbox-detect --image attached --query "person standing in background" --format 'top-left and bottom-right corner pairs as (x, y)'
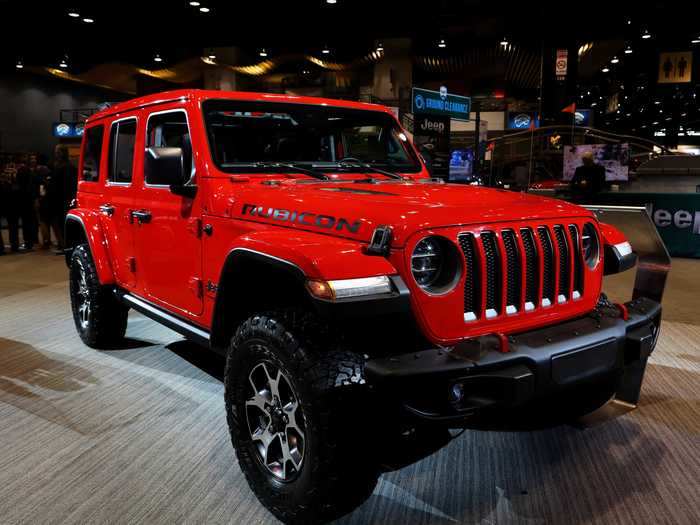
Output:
(1, 157), (22, 252)
(16, 154), (39, 250)
(36, 158), (53, 249)
(0, 162), (9, 255)
(570, 150), (607, 203)
(48, 145), (76, 250)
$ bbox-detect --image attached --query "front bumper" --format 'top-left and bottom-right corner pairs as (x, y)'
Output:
(365, 297), (661, 423)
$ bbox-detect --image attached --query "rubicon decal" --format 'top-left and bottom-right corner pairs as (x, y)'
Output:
(242, 204), (361, 233)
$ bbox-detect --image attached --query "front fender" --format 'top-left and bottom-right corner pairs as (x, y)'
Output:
(65, 210), (116, 285)
(229, 229), (399, 281)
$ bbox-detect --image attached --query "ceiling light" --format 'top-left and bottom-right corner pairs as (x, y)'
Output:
(610, 56), (619, 64)
(692, 37), (700, 44)
(654, 100), (661, 104)
(15, 60), (23, 69)
(82, 17), (94, 23)
(59, 60), (68, 69)
(591, 102), (597, 106)
(189, 1), (201, 5)
(641, 29), (651, 39)
(322, 45), (330, 55)
(326, 0), (337, 4)
(652, 121), (659, 125)
(438, 39), (447, 49)
(199, 6), (210, 12)
(625, 45), (633, 54)
(376, 42), (384, 52)
(68, 10), (80, 17)
(259, 48), (268, 57)
(602, 66), (610, 73)
(208, 53), (216, 59)
(500, 37), (508, 47)
(154, 54), (163, 63)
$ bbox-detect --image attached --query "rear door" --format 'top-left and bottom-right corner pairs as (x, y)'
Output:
(99, 116), (140, 291)
(131, 107), (204, 316)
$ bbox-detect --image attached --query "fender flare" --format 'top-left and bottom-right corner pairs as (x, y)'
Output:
(208, 233), (406, 350)
(65, 211), (116, 285)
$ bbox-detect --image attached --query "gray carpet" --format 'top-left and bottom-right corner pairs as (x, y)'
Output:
(0, 251), (698, 524)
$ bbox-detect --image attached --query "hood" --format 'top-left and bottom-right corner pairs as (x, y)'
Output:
(228, 179), (594, 247)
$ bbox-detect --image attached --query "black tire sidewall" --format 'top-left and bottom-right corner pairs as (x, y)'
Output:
(69, 245), (99, 344)
(227, 333), (320, 504)
(69, 244), (127, 348)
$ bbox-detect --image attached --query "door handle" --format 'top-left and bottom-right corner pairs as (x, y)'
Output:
(99, 204), (115, 217)
(130, 209), (152, 224)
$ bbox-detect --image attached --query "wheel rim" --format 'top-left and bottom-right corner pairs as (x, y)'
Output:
(245, 357), (306, 482)
(75, 260), (91, 330)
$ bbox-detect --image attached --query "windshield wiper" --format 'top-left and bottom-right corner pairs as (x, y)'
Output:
(231, 161), (330, 181)
(334, 159), (406, 180)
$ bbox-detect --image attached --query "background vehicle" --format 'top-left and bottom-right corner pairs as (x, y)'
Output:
(65, 90), (661, 524)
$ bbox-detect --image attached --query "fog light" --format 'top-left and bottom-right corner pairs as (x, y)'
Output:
(449, 383), (464, 403)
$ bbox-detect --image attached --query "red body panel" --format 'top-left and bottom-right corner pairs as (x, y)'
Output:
(74, 89), (611, 345)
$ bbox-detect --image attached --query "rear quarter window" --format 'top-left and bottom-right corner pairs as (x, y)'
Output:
(81, 125), (104, 182)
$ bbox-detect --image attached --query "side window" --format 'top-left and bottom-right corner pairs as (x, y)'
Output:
(82, 125), (104, 181)
(108, 119), (137, 184)
(145, 111), (192, 185)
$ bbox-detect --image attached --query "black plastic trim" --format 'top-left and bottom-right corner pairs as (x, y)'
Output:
(365, 297), (661, 424)
(116, 290), (210, 347)
(604, 244), (638, 275)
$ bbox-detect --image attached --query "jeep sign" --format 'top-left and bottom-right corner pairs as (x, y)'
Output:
(602, 192), (700, 258)
(415, 115), (450, 137)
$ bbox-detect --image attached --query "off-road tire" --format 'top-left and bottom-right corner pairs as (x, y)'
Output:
(69, 244), (128, 348)
(225, 310), (378, 524)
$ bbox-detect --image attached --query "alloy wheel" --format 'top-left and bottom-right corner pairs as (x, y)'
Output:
(75, 260), (91, 329)
(245, 357), (306, 481)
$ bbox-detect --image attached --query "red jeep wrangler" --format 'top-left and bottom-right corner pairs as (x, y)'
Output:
(65, 90), (660, 523)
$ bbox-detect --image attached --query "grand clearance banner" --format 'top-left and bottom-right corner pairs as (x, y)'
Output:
(600, 193), (700, 258)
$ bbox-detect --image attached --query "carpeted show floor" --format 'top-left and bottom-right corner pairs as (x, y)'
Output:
(0, 250), (698, 524)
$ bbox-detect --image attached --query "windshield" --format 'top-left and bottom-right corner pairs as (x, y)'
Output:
(203, 100), (421, 174)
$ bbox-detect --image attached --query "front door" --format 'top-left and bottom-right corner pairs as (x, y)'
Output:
(131, 108), (204, 317)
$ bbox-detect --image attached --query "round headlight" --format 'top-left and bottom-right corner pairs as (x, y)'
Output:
(582, 223), (600, 269)
(411, 236), (461, 294)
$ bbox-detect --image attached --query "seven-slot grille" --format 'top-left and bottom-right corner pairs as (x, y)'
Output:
(458, 224), (584, 322)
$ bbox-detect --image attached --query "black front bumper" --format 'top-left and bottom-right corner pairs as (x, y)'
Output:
(365, 297), (661, 423)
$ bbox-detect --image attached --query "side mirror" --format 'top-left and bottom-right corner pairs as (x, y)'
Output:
(145, 147), (197, 198)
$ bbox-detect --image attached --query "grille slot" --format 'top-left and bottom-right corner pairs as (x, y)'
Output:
(568, 224), (583, 297)
(458, 233), (480, 320)
(457, 223), (582, 323)
(520, 228), (539, 310)
(553, 226), (570, 302)
(501, 230), (521, 313)
(537, 226), (555, 306)
(480, 232), (502, 317)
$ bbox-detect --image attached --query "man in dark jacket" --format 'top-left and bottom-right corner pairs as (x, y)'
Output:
(48, 145), (77, 249)
(16, 154), (39, 249)
(0, 160), (21, 252)
(570, 150), (607, 203)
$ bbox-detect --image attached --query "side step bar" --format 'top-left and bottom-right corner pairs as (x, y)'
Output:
(116, 291), (210, 348)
